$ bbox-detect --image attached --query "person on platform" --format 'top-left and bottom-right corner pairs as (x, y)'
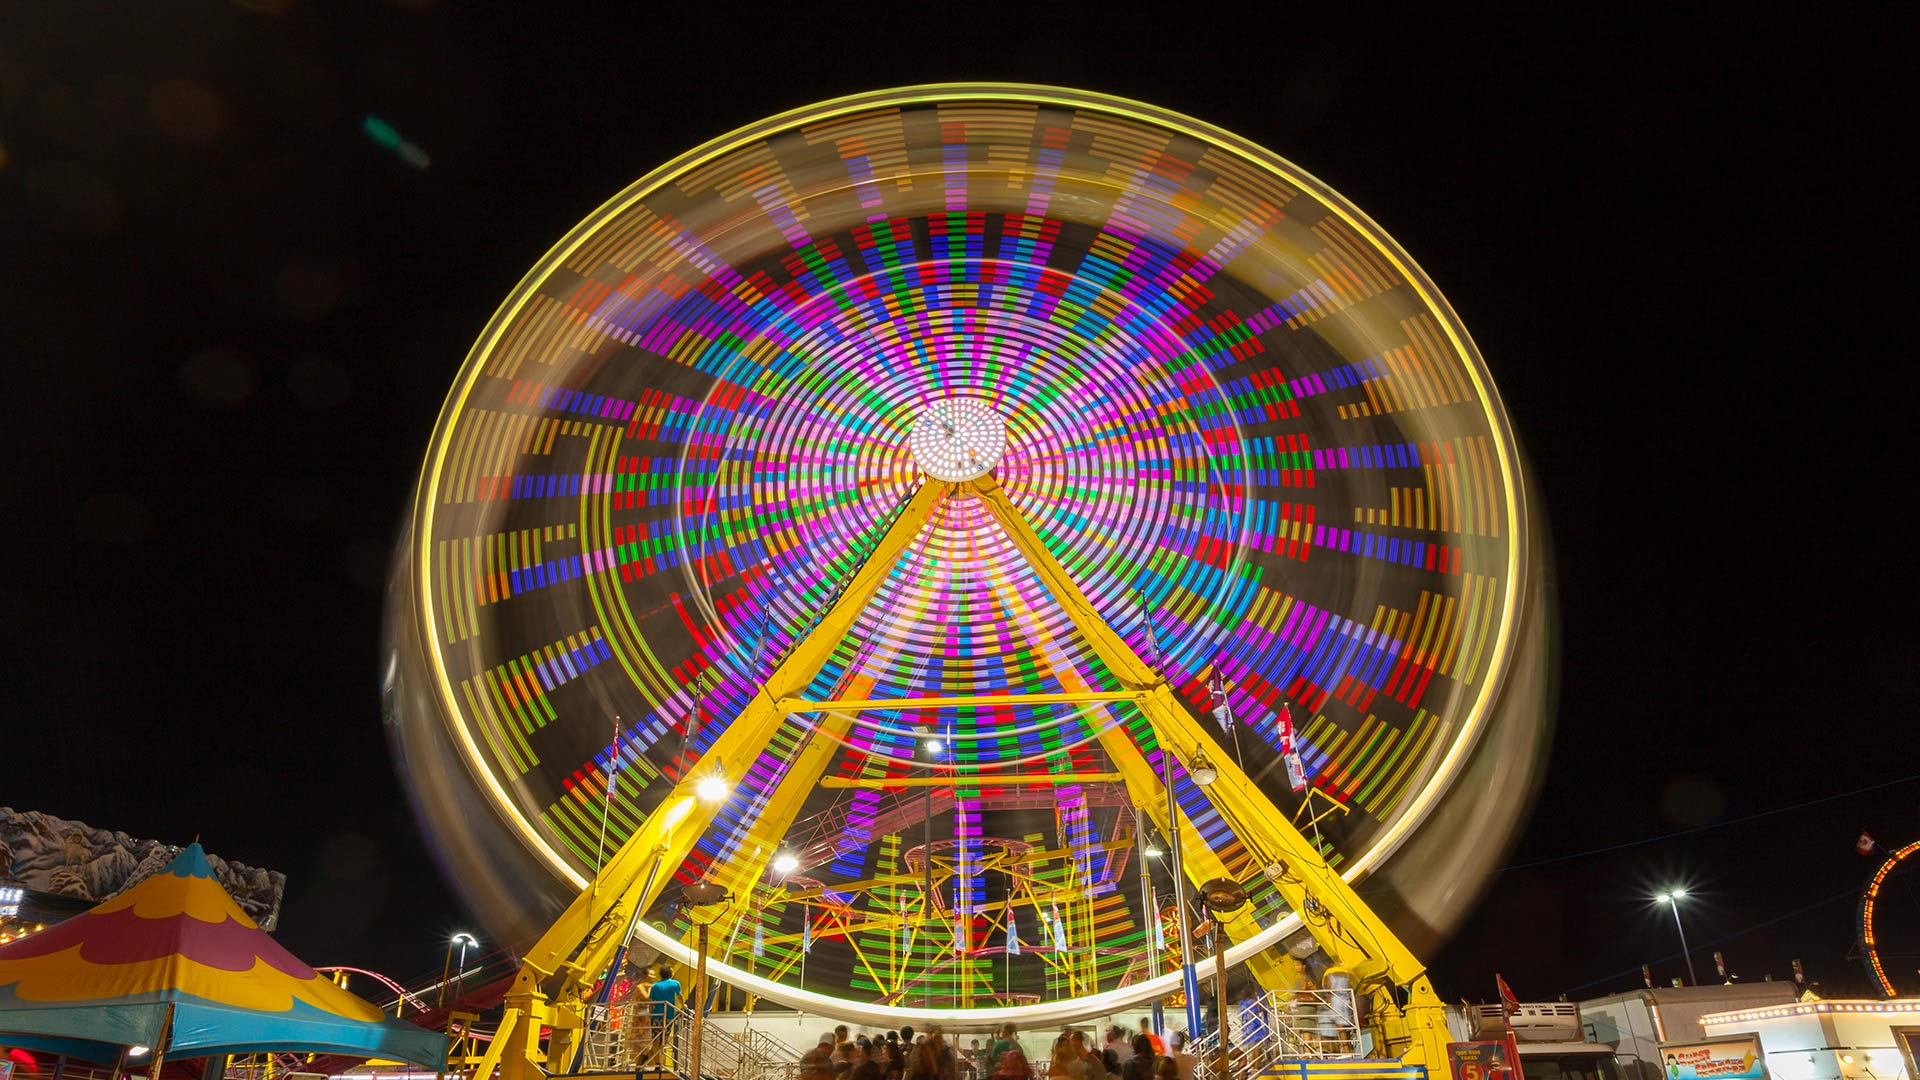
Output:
(641, 962), (678, 1066)
(1120, 1035), (1158, 1080)
(646, 962), (680, 1027)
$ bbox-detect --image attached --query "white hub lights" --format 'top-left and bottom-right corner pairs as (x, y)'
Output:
(909, 398), (1006, 481)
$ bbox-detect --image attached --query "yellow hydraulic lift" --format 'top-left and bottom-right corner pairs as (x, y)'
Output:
(469, 475), (1455, 1080)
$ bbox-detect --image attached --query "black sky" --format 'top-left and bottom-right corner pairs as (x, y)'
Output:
(7, 3), (1918, 1003)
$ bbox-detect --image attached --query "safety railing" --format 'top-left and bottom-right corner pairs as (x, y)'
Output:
(580, 1001), (795, 1080)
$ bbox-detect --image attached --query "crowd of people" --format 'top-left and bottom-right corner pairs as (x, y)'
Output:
(796, 1020), (1198, 1080)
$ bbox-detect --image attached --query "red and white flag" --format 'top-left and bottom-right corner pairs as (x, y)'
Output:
(1494, 974), (1524, 1078)
(1496, 973), (1521, 1016)
(1279, 703), (1308, 793)
(1857, 831), (1877, 855)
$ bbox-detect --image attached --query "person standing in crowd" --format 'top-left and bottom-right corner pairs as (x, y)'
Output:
(1065, 1030), (1105, 1080)
(1047, 1033), (1073, 1078)
(801, 1034), (839, 1080)
(905, 1028), (959, 1080)
(886, 1031), (907, 1080)
(1120, 1035), (1157, 1080)
(831, 1030), (852, 1074)
(992, 1043), (1035, 1080)
(1165, 1032), (1196, 1080)
(1152, 1059), (1178, 1080)
(852, 1041), (885, 1080)
(984, 1023), (1017, 1077)
(1137, 1019), (1165, 1056)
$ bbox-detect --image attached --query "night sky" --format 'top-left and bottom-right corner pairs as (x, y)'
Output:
(8, 4), (1918, 1005)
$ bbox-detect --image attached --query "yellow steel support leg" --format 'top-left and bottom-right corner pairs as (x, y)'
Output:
(478, 481), (950, 1080)
(969, 474), (1453, 1078)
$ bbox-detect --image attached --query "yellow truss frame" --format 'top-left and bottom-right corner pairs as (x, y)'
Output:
(477, 476), (1454, 1080)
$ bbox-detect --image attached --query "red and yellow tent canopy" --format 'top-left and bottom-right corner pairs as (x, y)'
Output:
(0, 844), (445, 1067)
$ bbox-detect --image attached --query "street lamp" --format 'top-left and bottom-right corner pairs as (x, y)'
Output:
(1654, 891), (1699, 986)
(437, 932), (479, 1008)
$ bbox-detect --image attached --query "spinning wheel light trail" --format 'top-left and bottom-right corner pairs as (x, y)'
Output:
(383, 82), (1554, 1066)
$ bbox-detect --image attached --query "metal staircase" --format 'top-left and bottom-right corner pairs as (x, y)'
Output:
(1188, 986), (1363, 1079)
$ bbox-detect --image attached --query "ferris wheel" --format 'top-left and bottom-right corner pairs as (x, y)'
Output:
(384, 84), (1554, 1036)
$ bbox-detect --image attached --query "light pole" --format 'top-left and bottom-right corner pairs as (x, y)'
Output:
(439, 932), (479, 1008)
(681, 882), (731, 1080)
(1655, 891), (1699, 985)
(1164, 744), (1203, 1038)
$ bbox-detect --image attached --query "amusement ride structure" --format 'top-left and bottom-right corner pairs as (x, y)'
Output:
(383, 85), (1556, 1079)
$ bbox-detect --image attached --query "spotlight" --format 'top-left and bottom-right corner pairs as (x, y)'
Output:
(925, 738), (945, 755)
(1144, 847), (1165, 857)
(1190, 752), (1218, 787)
(130, 1047), (151, 1059)
(773, 853), (800, 874)
(697, 773), (730, 802)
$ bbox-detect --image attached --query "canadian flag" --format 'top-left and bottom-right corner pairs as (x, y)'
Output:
(1857, 831), (1877, 855)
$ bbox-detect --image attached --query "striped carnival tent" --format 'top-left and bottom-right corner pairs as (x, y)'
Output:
(0, 843), (445, 1068)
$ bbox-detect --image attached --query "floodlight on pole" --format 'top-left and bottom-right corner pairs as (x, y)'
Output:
(1656, 890), (1700, 985)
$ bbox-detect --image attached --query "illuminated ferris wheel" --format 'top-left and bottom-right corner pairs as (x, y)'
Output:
(384, 84), (1554, 1030)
